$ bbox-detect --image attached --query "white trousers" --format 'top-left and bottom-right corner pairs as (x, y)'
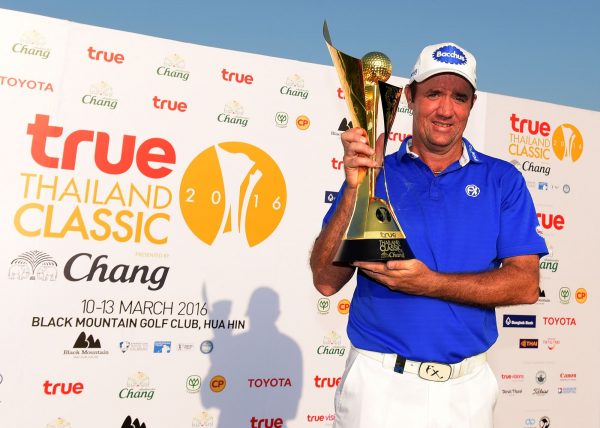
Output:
(333, 347), (499, 428)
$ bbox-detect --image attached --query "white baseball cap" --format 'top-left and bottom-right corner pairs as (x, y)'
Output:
(409, 42), (477, 90)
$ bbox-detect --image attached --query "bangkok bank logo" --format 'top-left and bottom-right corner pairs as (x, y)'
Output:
(552, 124), (583, 162)
(119, 372), (155, 400)
(12, 30), (51, 59)
(317, 331), (346, 357)
(503, 314), (536, 328)
(156, 53), (190, 81)
(82, 81), (118, 110)
(433, 45), (467, 65)
(8, 250), (57, 280)
(192, 411), (215, 427)
(180, 142), (287, 247)
(280, 74), (309, 99)
(217, 100), (249, 127)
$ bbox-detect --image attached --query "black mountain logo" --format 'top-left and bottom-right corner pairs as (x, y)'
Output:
(338, 118), (353, 131)
(73, 331), (101, 348)
(122, 416), (147, 428)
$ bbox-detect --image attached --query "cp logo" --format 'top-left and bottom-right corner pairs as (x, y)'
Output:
(296, 115), (310, 130)
(209, 375), (226, 392)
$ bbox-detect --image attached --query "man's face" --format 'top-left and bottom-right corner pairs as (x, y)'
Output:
(405, 73), (476, 155)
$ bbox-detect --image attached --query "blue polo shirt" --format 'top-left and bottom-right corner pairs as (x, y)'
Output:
(323, 137), (548, 363)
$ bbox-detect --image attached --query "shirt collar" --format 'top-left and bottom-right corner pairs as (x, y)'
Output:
(399, 136), (482, 166)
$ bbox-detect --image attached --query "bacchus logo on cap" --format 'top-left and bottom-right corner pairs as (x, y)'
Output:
(433, 45), (467, 65)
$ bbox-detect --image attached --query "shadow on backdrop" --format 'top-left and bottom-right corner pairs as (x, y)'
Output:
(201, 286), (303, 427)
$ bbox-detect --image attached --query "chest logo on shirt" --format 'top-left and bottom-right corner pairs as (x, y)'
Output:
(465, 184), (480, 197)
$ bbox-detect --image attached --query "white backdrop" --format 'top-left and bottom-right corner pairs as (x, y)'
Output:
(0, 8), (598, 428)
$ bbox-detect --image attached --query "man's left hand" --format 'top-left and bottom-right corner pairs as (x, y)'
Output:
(352, 259), (438, 295)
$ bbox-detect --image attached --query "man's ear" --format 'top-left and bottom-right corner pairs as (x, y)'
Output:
(404, 85), (414, 108)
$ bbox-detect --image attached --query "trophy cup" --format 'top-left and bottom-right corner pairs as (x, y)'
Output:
(324, 22), (414, 262)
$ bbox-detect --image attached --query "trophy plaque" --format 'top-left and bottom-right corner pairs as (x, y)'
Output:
(324, 22), (414, 262)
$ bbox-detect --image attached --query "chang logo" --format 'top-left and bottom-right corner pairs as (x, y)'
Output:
(8, 250), (57, 280)
(192, 412), (214, 427)
(433, 45), (467, 65)
(180, 142), (286, 247)
(156, 53), (190, 81)
(47, 418), (71, 428)
(82, 81), (118, 110)
(552, 123), (583, 162)
(12, 30), (51, 59)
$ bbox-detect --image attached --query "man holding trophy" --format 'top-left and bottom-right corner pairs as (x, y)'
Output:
(310, 28), (547, 428)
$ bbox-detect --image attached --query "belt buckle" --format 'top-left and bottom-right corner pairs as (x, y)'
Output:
(418, 362), (452, 382)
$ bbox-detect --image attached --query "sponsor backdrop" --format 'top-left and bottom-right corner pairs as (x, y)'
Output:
(0, 8), (598, 428)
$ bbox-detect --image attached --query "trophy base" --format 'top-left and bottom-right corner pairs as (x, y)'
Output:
(334, 238), (415, 263)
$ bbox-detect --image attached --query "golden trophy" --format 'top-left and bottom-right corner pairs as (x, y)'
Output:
(324, 21), (414, 262)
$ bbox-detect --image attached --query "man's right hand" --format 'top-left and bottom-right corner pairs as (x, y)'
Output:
(341, 128), (384, 189)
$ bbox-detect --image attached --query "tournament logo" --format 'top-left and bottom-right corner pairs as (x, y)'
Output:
(8, 250), (57, 280)
(552, 124), (583, 162)
(12, 30), (51, 59)
(156, 53), (190, 81)
(280, 74), (309, 99)
(192, 412), (215, 427)
(217, 101), (249, 127)
(180, 142), (286, 247)
(532, 370), (549, 396)
(81, 81), (118, 110)
(432, 45), (467, 65)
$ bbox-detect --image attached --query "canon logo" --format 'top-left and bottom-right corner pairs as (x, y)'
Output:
(510, 113), (551, 136)
(26, 114), (176, 179)
(247, 377), (291, 388)
(250, 417), (283, 428)
(543, 316), (576, 326)
(153, 96), (187, 112)
(43, 380), (84, 395)
(537, 213), (565, 230)
(221, 68), (253, 84)
(87, 46), (124, 63)
(560, 373), (576, 379)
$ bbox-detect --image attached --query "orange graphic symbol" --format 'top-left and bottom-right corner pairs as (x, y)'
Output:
(552, 123), (583, 162)
(180, 142), (286, 247)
